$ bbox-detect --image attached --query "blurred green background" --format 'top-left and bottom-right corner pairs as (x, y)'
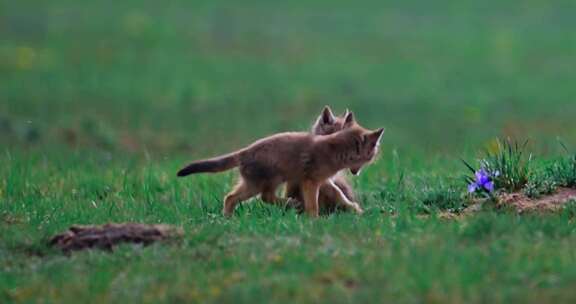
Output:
(2, 0), (576, 158)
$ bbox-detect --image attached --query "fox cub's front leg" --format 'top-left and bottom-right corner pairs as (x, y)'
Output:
(300, 181), (320, 217)
(326, 180), (364, 214)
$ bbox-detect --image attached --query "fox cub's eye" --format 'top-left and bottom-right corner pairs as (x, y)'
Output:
(354, 138), (362, 155)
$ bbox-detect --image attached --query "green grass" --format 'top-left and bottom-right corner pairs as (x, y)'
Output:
(3, 0), (576, 303)
(546, 144), (576, 189)
(3, 152), (576, 303)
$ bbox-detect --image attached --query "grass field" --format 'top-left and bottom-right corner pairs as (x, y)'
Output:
(2, 0), (576, 303)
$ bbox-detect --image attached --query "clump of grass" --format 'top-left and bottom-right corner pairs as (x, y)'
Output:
(369, 170), (408, 215)
(546, 143), (576, 188)
(523, 177), (557, 198)
(484, 139), (533, 192)
(464, 139), (533, 195)
(416, 181), (467, 213)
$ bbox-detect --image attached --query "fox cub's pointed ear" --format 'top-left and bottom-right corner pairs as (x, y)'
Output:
(320, 106), (335, 124)
(343, 111), (355, 128)
(366, 128), (385, 144)
(374, 128), (386, 140)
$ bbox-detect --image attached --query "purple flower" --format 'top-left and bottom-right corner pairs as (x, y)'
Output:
(484, 181), (494, 192)
(468, 168), (496, 193)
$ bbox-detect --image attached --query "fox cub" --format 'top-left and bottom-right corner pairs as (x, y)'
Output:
(177, 109), (384, 217)
(286, 106), (358, 214)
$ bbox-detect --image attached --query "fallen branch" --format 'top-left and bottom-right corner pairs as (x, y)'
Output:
(49, 223), (183, 253)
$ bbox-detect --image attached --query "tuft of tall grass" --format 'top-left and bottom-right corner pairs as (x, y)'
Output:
(546, 142), (576, 188)
(464, 139), (533, 194)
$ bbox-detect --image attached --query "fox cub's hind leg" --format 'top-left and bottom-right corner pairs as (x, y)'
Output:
(223, 179), (259, 217)
(285, 182), (303, 202)
(283, 183), (305, 211)
(262, 187), (301, 210)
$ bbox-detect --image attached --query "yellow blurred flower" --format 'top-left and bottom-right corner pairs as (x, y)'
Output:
(209, 286), (221, 297)
(272, 254), (283, 263)
(16, 46), (37, 70)
(486, 138), (501, 155)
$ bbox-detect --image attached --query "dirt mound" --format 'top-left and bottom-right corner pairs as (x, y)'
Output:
(439, 188), (576, 220)
(49, 223), (183, 253)
(499, 187), (576, 213)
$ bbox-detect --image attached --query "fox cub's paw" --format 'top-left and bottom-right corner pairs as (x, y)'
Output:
(350, 202), (364, 215)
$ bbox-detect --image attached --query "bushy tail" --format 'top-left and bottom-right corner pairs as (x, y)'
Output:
(177, 152), (240, 177)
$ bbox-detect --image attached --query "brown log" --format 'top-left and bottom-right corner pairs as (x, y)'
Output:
(49, 223), (183, 253)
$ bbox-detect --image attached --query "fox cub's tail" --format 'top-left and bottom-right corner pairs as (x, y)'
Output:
(177, 152), (240, 177)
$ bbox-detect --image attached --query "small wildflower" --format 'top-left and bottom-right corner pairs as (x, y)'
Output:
(468, 168), (496, 193)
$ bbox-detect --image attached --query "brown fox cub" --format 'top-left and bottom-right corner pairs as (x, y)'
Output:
(286, 106), (357, 213)
(177, 114), (385, 217)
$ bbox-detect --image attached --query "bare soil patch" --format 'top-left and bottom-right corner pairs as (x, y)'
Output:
(49, 223), (183, 253)
(499, 187), (576, 213)
(439, 188), (576, 220)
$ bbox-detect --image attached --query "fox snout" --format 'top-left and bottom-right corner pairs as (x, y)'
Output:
(350, 167), (362, 176)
